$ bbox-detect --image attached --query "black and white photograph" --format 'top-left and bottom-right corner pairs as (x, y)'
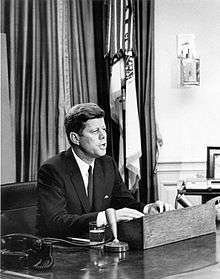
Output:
(1, 0), (220, 278)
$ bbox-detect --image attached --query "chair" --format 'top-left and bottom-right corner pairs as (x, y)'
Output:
(1, 181), (38, 235)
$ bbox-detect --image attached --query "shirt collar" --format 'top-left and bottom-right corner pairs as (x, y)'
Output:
(72, 148), (95, 171)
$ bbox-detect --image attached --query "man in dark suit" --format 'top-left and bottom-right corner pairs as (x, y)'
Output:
(37, 103), (172, 238)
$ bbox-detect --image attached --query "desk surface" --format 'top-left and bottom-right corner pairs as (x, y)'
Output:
(1, 224), (220, 279)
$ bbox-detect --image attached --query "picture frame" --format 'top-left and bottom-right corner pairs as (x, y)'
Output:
(180, 57), (200, 86)
(214, 154), (220, 179)
(206, 146), (220, 179)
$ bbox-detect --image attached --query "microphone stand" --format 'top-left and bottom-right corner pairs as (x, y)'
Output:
(104, 208), (129, 252)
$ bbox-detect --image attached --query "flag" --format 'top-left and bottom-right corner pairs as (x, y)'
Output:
(109, 57), (125, 182)
(124, 53), (141, 189)
(106, 0), (142, 190)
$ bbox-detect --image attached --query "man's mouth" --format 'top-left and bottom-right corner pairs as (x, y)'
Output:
(99, 143), (107, 149)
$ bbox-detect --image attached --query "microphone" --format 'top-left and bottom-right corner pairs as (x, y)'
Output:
(105, 208), (119, 243)
(104, 208), (129, 252)
(175, 193), (192, 208)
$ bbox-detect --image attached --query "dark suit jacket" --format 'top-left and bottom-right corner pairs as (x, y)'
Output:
(36, 148), (145, 237)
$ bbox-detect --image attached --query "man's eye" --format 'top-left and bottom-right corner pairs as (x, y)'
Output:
(90, 128), (107, 134)
(91, 129), (99, 134)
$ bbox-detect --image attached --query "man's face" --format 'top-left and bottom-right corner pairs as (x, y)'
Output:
(78, 117), (107, 159)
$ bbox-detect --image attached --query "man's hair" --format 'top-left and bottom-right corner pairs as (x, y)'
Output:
(64, 102), (105, 145)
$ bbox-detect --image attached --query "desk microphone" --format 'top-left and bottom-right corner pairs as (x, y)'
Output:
(104, 208), (129, 252)
(175, 193), (192, 208)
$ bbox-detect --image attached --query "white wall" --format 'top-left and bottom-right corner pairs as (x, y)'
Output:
(155, 0), (220, 163)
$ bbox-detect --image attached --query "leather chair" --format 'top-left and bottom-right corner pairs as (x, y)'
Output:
(1, 181), (38, 235)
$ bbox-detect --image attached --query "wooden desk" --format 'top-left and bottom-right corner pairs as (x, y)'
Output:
(1, 223), (220, 279)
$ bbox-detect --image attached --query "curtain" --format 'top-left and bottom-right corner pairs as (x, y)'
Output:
(1, 0), (98, 182)
(1, 0), (51, 182)
(92, 0), (114, 158)
(1, 34), (16, 183)
(135, 0), (158, 203)
(56, 0), (98, 150)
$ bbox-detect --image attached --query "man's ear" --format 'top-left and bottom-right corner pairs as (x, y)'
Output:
(69, 132), (80, 145)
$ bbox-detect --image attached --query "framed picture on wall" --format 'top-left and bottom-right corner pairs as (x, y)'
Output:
(180, 58), (200, 86)
(206, 146), (220, 179)
(214, 154), (220, 179)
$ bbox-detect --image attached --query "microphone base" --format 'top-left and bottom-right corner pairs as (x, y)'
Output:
(104, 241), (129, 253)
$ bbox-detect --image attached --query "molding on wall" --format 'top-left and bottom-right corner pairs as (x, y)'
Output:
(157, 161), (206, 173)
(162, 182), (178, 187)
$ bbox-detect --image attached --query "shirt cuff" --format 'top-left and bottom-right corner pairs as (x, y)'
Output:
(143, 204), (153, 214)
(96, 211), (107, 227)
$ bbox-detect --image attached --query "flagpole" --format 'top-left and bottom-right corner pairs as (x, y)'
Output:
(121, 80), (129, 187)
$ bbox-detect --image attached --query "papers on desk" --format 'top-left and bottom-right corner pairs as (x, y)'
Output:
(185, 179), (220, 190)
(44, 236), (111, 247)
(43, 236), (91, 247)
(66, 237), (90, 245)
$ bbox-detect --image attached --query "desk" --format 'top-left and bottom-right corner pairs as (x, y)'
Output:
(1, 224), (220, 279)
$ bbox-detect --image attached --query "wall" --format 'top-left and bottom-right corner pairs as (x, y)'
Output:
(155, 0), (220, 163)
(155, 0), (220, 204)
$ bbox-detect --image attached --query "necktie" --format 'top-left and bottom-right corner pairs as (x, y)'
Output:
(88, 166), (93, 208)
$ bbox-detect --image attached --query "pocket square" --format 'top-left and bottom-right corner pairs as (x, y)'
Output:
(104, 195), (109, 199)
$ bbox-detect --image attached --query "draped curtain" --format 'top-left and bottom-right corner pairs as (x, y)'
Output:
(1, 0), (98, 182)
(56, 0), (98, 150)
(135, 0), (158, 203)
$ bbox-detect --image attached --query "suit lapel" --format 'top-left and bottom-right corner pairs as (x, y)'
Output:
(65, 148), (90, 212)
(93, 159), (106, 211)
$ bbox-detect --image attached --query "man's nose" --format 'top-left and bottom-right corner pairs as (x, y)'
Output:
(99, 130), (106, 139)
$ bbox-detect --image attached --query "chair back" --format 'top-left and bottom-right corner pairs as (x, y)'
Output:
(1, 181), (38, 235)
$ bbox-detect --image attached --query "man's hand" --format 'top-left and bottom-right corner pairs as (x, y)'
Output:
(115, 208), (144, 222)
(144, 200), (175, 215)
